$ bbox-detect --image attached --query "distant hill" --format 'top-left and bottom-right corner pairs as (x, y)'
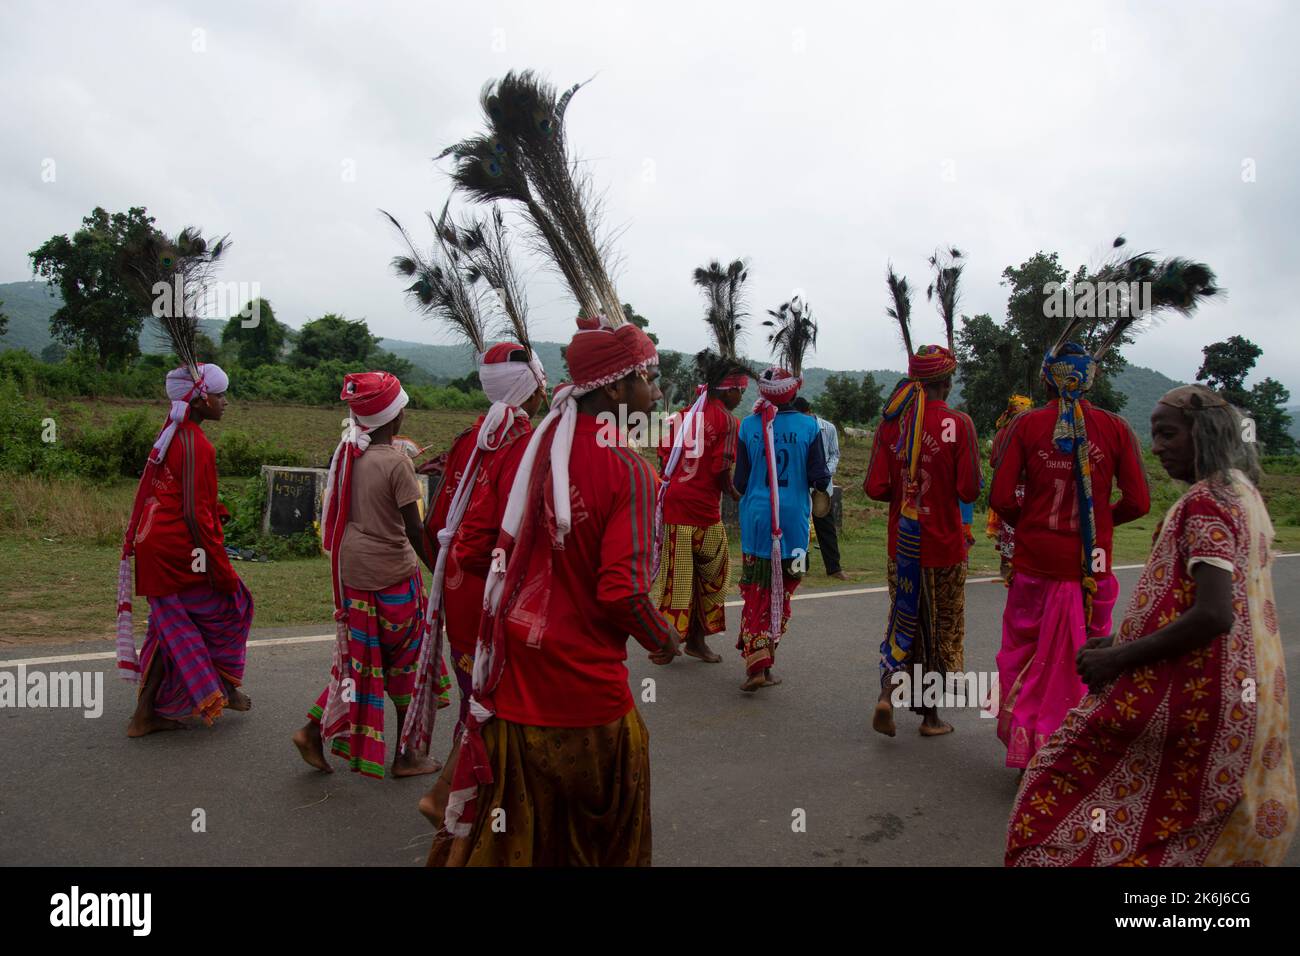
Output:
(0, 280), (225, 355)
(0, 279), (1199, 438)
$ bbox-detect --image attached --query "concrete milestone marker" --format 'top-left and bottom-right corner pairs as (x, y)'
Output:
(261, 464), (431, 537)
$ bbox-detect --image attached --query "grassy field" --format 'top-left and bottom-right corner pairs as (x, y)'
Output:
(4, 399), (1299, 647)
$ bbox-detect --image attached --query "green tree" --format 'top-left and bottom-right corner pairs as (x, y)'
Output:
(1248, 378), (1296, 455)
(622, 302), (658, 345)
(28, 206), (163, 369)
(0, 299), (7, 338)
(39, 342), (68, 364)
(291, 314), (378, 367)
(955, 252), (1128, 434)
(448, 369), (482, 394)
(1196, 336), (1294, 454)
(1195, 335), (1260, 408)
(656, 349), (698, 411)
(221, 298), (287, 368)
(817, 372), (883, 425)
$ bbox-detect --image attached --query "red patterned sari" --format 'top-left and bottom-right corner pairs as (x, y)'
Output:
(1006, 473), (1295, 866)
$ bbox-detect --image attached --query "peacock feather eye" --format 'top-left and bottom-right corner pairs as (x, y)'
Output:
(533, 109), (554, 135)
(481, 156), (503, 178)
(159, 253), (175, 269)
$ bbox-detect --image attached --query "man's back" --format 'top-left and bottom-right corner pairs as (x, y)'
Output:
(737, 409), (824, 558)
(494, 413), (670, 728)
(990, 402), (1149, 580)
(661, 396), (738, 526)
(866, 399), (980, 567)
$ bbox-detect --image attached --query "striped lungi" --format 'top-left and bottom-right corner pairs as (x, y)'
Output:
(140, 579), (253, 724)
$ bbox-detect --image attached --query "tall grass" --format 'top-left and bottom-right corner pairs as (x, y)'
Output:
(0, 476), (135, 545)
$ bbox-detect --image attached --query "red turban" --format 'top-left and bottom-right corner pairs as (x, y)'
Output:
(756, 366), (801, 405)
(908, 345), (957, 383)
(341, 371), (408, 428)
(565, 323), (658, 390)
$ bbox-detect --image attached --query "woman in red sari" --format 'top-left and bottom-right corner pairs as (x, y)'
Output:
(1006, 385), (1295, 866)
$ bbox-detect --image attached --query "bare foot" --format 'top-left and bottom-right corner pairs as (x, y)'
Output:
(741, 673), (766, 693)
(393, 752), (442, 778)
(292, 724), (333, 773)
(871, 699), (897, 737)
(828, 570), (849, 581)
(761, 669), (782, 687)
(684, 637), (722, 663)
(919, 717), (954, 737)
(127, 714), (185, 738)
(225, 688), (252, 712)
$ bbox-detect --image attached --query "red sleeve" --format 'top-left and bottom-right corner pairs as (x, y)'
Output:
(865, 425), (893, 501)
(956, 412), (981, 503)
(599, 449), (673, 654)
(990, 415), (1028, 524)
(181, 427), (237, 592)
(1110, 415), (1151, 526)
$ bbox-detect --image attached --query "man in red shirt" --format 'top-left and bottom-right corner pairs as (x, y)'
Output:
(866, 346), (980, 738)
(991, 342), (1149, 770)
(117, 363), (254, 737)
(412, 343), (546, 824)
(428, 316), (678, 866)
(653, 354), (748, 663)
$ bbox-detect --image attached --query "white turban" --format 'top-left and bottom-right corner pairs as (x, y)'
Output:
(166, 363), (230, 401)
(475, 351), (547, 454)
(478, 352), (546, 407)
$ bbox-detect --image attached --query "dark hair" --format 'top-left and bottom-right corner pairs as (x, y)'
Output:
(508, 348), (529, 363)
(792, 396), (813, 413)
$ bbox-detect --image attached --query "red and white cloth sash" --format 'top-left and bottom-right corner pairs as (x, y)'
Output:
(755, 397), (785, 642)
(651, 384), (708, 580)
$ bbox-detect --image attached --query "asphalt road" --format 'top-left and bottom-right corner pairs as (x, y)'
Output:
(2, 558), (1298, 867)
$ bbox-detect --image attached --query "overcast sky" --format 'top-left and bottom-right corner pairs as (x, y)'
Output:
(3, 0), (1297, 395)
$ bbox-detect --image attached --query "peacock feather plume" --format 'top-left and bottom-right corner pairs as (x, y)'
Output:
(885, 263), (914, 357)
(762, 291), (817, 376)
(458, 205), (534, 358)
(118, 225), (230, 376)
(926, 246), (965, 351)
(692, 257), (749, 361)
(439, 71), (624, 327)
(382, 202), (487, 354)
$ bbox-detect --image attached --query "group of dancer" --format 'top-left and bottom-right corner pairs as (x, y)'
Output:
(114, 71), (1295, 868)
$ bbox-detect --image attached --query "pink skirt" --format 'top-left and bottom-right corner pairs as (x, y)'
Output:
(995, 572), (1118, 769)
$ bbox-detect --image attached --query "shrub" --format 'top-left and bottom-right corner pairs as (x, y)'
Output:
(215, 430), (307, 477)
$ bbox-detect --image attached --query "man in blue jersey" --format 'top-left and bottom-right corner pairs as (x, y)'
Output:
(733, 367), (831, 692)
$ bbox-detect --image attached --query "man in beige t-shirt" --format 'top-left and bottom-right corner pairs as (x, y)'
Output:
(337, 441), (422, 591)
(294, 372), (441, 779)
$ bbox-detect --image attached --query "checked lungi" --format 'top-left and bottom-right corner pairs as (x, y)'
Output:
(654, 521), (730, 644)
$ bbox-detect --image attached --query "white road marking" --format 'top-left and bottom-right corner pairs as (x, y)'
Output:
(4, 554), (1297, 669)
